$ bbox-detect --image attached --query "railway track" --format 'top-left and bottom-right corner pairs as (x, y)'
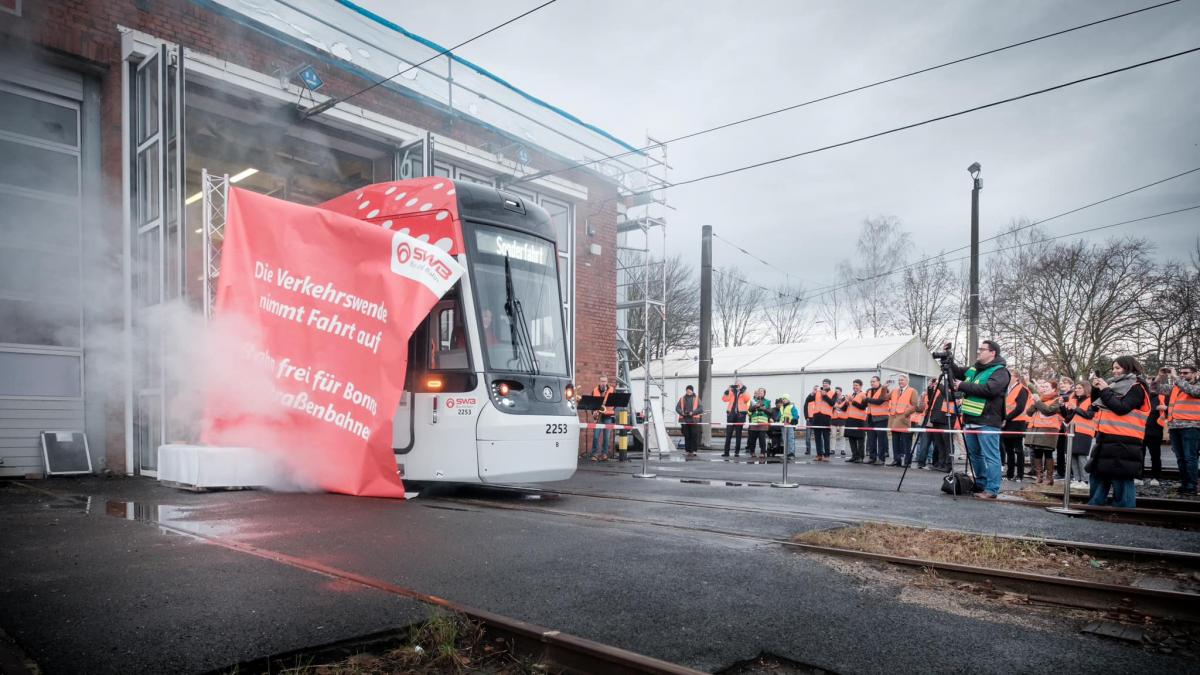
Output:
(12, 482), (702, 675)
(435, 486), (1200, 622)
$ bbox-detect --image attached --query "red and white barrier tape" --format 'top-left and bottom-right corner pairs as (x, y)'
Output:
(579, 421), (1078, 436)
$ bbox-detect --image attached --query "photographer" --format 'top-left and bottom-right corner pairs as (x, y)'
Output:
(675, 385), (704, 456)
(811, 378), (837, 461)
(721, 379), (752, 458)
(1088, 356), (1150, 508)
(946, 340), (1011, 499)
(1166, 364), (1200, 496)
(745, 387), (771, 458)
(842, 380), (869, 463)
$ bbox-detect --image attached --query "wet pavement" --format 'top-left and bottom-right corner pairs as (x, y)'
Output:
(1, 453), (1198, 674)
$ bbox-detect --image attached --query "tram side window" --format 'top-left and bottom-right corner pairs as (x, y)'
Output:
(427, 285), (470, 371)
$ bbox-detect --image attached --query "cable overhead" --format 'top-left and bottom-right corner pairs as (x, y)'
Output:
(800, 165), (1200, 296)
(751, 203), (1200, 313)
(712, 233), (798, 282)
(627, 46), (1200, 197)
(300, 0), (560, 119)
(505, 0), (1182, 186)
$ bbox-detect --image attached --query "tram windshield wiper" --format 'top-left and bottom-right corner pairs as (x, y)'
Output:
(503, 255), (540, 374)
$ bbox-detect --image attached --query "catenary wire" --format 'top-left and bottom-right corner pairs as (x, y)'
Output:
(712, 164), (1200, 307)
(301, 0), (560, 119)
(504, 0), (1182, 186)
(749, 203), (1200, 314)
(625, 45), (1200, 197)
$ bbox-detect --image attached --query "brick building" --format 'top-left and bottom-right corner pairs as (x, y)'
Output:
(0, 0), (654, 477)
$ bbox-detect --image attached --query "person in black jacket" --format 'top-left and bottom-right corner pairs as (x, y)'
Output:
(1087, 356), (1148, 508)
(946, 340), (1012, 499)
(1002, 373), (1031, 481)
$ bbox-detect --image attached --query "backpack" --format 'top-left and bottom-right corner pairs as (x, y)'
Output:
(940, 471), (976, 496)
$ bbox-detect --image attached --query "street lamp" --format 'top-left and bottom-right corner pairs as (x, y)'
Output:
(967, 162), (982, 357)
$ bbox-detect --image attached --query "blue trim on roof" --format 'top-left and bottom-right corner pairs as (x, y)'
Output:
(332, 0), (641, 154)
(188, 0), (619, 178)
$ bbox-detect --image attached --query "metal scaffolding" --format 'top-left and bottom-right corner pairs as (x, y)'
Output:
(615, 136), (671, 466)
(200, 168), (230, 320)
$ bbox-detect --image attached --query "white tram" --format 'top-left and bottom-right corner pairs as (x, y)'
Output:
(321, 178), (579, 484)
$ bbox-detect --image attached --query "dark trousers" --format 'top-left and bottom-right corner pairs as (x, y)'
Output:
(813, 428), (831, 457)
(682, 422), (699, 453)
(1055, 433), (1067, 478)
(723, 417), (744, 454)
(746, 427), (768, 455)
(866, 419), (889, 461)
(1002, 434), (1025, 478)
(804, 421), (813, 453)
(1143, 431), (1163, 480)
(891, 431), (913, 466)
(848, 437), (865, 460)
(930, 428), (951, 470)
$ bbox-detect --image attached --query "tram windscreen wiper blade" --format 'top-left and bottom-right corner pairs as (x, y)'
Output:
(502, 255), (539, 374)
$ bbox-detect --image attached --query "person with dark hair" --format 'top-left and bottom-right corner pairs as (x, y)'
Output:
(721, 379), (751, 457)
(1139, 370), (1169, 486)
(1002, 371), (1031, 481)
(1165, 364), (1200, 496)
(1087, 356), (1150, 508)
(888, 374), (918, 466)
(811, 379), (837, 461)
(675, 385), (704, 456)
(803, 385), (819, 456)
(777, 393), (800, 458)
(948, 339), (1011, 499)
(1054, 375), (1074, 479)
(864, 376), (891, 465)
(1061, 380), (1096, 489)
(842, 379), (869, 463)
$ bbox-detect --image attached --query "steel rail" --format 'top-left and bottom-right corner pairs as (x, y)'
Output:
(445, 495), (1200, 621)
(473, 485), (1200, 566)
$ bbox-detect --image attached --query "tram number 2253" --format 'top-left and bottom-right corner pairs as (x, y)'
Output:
(545, 423), (570, 434)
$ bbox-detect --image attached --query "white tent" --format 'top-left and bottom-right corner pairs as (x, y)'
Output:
(629, 335), (940, 426)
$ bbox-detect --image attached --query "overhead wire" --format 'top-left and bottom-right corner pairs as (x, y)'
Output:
(625, 45), (1200, 197)
(300, 0), (560, 119)
(505, 0), (1182, 186)
(751, 203), (1200, 314)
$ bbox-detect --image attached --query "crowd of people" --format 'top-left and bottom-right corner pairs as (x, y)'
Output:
(701, 341), (1200, 507)
(581, 340), (1200, 509)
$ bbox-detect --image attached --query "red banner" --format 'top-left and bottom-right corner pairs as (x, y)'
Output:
(201, 188), (462, 498)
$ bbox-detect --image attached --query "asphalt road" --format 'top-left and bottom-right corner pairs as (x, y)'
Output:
(1, 456), (1196, 674)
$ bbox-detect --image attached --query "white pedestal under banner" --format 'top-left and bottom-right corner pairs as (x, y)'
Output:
(157, 444), (284, 490)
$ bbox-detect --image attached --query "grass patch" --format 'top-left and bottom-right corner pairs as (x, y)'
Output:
(791, 522), (1200, 590)
(247, 611), (547, 675)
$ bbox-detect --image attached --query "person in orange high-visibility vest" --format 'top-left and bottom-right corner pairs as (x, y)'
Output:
(831, 386), (848, 457)
(810, 379), (837, 461)
(721, 379), (752, 457)
(590, 375), (616, 461)
(1087, 356), (1151, 508)
(1025, 380), (1062, 486)
(864, 376), (891, 464)
(1061, 380), (1096, 487)
(1002, 373), (1031, 481)
(1165, 364), (1200, 495)
(1141, 368), (1171, 486)
(842, 380), (869, 462)
(887, 374), (918, 466)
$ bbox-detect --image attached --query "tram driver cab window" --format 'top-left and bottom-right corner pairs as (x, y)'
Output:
(427, 284), (469, 371)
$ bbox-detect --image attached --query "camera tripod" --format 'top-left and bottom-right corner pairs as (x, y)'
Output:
(896, 359), (976, 493)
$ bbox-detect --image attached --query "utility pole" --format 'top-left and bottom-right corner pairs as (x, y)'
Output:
(967, 162), (982, 357)
(699, 225), (713, 449)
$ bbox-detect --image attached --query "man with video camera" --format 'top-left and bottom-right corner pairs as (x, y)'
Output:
(942, 339), (1011, 499)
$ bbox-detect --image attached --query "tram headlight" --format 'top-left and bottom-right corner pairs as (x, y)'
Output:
(565, 384), (576, 410)
(491, 380), (518, 407)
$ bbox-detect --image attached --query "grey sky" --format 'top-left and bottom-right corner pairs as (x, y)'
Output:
(359, 0), (1200, 280)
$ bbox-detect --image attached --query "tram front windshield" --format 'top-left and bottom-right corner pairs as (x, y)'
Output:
(470, 225), (568, 376)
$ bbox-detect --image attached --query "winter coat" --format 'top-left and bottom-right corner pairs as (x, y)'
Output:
(1088, 378), (1149, 480)
(950, 355), (1011, 428)
(1025, 395), (1061, 450)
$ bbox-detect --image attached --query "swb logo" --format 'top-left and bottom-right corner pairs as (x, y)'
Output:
(390, 230), (462, 297)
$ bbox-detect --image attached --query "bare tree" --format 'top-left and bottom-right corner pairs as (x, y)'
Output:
(839, 216), (911, 337)
(713, 267), (764, 347)
(815, 276), (846, 340)
(896, 253), (958, 349)
(987, 227), (1158, 378)
(621, 254), (700, 368)
(762, 283), (808, 344)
